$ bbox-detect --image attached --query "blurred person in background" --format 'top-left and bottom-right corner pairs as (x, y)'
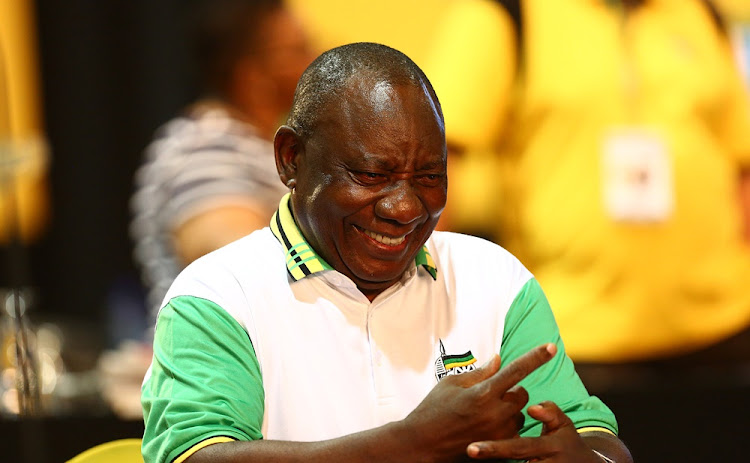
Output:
(130, 0), (312, 320)
(427, 0), (750, 388)
(104, 0), (311, 419)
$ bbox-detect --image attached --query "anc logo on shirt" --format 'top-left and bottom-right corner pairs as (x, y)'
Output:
(435, 339), (477, 381)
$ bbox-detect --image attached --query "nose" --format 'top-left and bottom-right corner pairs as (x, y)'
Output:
(374, 180), (427, 225)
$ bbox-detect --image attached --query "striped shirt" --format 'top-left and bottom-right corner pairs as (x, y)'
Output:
(130, 104), (289, 318)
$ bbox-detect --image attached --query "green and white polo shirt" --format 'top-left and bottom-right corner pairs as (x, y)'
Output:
(141, 193), (617, 463)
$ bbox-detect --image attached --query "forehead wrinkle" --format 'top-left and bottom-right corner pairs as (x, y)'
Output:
(357, 151), (395, 168)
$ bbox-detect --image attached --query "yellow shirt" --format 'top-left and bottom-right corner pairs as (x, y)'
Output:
(428, 0), (750, 362)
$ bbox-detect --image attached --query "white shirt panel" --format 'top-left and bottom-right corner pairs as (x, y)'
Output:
(163, 229), (533, 441)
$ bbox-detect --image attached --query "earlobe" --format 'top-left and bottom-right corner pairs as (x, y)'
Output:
(274, 125), (302, 189)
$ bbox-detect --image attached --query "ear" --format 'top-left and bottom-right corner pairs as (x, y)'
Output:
(274, 125), (302, 190)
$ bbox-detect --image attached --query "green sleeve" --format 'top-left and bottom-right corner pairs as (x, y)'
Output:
(141, 296), (264, 463)
(500, 278), (618, 437)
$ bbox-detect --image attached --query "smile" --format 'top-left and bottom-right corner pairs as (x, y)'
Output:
(362, 229), (406, 246)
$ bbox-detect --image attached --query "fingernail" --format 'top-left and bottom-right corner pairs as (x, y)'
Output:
(546, 343), (557, 355)
(467, 443), (482, 457)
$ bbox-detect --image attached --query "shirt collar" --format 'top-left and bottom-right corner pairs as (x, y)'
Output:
(270, 193), (437, 282)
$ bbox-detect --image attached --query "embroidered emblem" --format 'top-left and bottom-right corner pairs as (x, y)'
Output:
(435, 340), (477, 381)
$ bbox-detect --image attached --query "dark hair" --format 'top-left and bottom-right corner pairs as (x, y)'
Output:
(287, 42), (444, 138)
(185, 0), (283, 97)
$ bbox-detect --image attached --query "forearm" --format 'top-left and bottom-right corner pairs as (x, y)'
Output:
(581, 431), (633, 463)
(170, 347), (557, 463)
(185, 421), (431, 463)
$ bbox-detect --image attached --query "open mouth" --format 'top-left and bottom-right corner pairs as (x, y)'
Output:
(361, 228), (406, 246)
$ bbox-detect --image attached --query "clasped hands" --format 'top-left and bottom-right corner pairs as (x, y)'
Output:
(403, 344), (604, 463)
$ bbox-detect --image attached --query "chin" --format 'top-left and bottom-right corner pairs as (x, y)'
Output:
(355, 265), (410, 286)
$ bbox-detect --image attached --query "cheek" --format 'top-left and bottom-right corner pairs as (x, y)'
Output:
(424, 188), (448, 218)
(306, 183), (325, 205)
(300, 173), (332, 209)
(302, 179), (373, 230)
(331, 193), (375, 227)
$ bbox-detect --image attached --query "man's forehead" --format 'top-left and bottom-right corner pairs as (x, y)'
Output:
(338, 74), (437, 119)
(304, 72), (443, 148)
(369, 81), (396, 113)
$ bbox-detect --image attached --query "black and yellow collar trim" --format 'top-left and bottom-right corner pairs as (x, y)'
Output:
(270, 193), (437, 281)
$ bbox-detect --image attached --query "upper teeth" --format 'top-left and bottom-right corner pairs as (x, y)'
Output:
(364, 229), (405, 245)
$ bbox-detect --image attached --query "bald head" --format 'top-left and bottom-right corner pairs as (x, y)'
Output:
(286, 42), (444, 139)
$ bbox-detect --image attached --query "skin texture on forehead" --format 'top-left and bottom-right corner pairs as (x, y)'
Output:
(357, 76), (444, 136)
(370, 80), (395, 113)
(314, 71), (445, 156)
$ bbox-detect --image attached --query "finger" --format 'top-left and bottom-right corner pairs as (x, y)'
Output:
(527, 401), (575, 435)
(487, 343), (556, 393)
(501, 384), (529, 406)
(453, 353), (501, 387)
(498, 384), (531, 425)
(512, 410), (525, 434)
(466, 435), (548, 461)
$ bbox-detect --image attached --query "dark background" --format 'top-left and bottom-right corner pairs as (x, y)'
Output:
(5, 1), (747, 461)
(29, 0), (195, 340)
(5, 5), (194, 459)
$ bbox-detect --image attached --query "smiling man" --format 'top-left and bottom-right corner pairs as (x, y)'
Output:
(276, 61), (447, 301)
(141, 43), (632, 463)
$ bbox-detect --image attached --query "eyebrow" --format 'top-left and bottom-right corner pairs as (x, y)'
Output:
(354, 154), (445, 171)
(416, 160), (446, 171)
(355, 152), (446, 171)
(356, 152), (393, 169)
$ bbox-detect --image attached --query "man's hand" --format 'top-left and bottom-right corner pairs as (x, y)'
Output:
(465, 401), (632, 463)
(186, 342), (631, 463)
(401, 343), (557, 462)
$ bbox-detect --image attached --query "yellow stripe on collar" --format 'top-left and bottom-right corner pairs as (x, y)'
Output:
(270, 193), (437, 281)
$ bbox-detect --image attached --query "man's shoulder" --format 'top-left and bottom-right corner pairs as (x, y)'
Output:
(156, 227), (288, 325)
(428, 230), (524, 263)
(427, 231), (533, 285)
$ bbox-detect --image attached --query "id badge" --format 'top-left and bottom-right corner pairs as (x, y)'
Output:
(602, 128), (673, 222)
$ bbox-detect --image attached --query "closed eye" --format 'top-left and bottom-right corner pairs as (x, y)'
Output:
(416, 173), (446, 187)
(351, 171), (388, 185)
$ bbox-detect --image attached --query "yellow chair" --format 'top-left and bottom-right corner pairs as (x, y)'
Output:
(66, 438), (143, 463)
